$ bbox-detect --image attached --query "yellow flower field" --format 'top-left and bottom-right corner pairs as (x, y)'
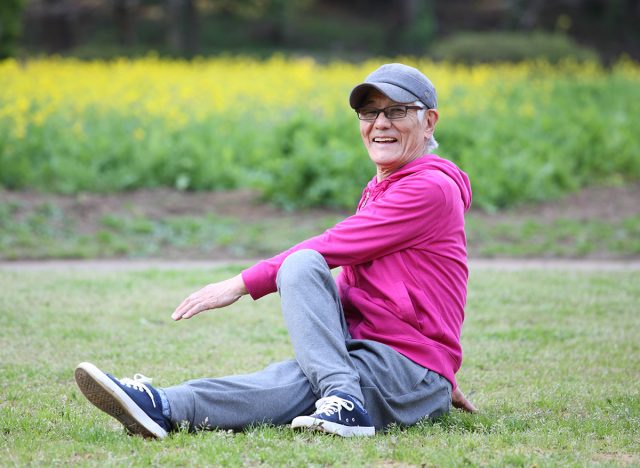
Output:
(1, 56), (639, 209)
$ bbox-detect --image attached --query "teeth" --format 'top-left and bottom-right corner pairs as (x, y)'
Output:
(374, 137), (396, 142)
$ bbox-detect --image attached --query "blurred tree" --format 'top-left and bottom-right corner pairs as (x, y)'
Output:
(508, 0), (547, 30)
(349, 0), (436, 54)
(502, 0), (640, 62)
(204, 0), (313, 45)
(386, 0), (421, 52)
(14, 0), (640, 60)
(41, 0), (76, 53)
(394, 0), (436, 54)
(114, 0), (140, 47)
(0, 0), (25, 58)
(166, 0), (198, 56)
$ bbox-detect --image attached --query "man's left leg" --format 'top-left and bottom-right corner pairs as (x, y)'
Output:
(276, 249), (374, 437)
(276, 249), (451, 435)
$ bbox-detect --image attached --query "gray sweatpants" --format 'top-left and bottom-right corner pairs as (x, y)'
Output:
(161, 249), (451, 431)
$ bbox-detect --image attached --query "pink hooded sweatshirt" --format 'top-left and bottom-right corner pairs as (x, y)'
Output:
(242, 154), (472, 389)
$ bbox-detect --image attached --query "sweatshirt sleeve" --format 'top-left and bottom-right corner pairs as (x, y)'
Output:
(242, 173), (451, 299)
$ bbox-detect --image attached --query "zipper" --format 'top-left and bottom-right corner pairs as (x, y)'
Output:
(359, 190), (371, 210)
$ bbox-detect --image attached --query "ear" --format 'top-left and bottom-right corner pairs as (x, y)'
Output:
(423, 109), (439, 140)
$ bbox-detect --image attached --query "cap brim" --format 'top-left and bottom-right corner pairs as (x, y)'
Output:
(349, 82), (419, 109)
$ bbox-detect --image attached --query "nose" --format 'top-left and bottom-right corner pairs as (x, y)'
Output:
(373, 111), (392, 128)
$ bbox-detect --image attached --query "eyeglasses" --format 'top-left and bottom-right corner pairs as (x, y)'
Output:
(356, 105), (425, 121)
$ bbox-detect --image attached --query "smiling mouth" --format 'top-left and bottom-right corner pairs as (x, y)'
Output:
(373, 137), (397, 143)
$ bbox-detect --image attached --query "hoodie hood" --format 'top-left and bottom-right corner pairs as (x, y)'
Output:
(368, 154), (472, 211)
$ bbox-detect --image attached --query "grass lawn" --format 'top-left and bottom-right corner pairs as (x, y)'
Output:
(1, 265), (639, 466)
(2, 206), (639, 260)
(2, 184), (639, 261)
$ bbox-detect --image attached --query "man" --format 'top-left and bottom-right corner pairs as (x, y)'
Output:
(75, 63), (476, 439)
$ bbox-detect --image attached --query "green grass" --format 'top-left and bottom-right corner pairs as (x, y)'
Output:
(1, 266), (639, 465)
(0, 200), (345, 260)
(2, 196), (639, 260)
(467, 214), (640, 258)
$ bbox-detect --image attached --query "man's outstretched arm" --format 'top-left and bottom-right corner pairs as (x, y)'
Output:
(171, 274), (248, 321)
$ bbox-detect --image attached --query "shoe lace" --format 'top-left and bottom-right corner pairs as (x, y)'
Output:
(315, 395), (354, 420)
(119, 374), (157, 408)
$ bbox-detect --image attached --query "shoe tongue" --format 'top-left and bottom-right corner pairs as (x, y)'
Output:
(350, 397), (365, 412)
(330, 392), (364, 411)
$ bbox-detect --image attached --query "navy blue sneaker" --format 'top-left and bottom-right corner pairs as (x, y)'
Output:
(291, 391), (375, 437)
(75, 362), (171, 439)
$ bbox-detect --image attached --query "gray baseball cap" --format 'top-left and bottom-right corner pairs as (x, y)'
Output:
(349, 63), (437, 110)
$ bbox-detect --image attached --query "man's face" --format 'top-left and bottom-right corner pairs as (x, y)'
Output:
(359, 91), (437, 179)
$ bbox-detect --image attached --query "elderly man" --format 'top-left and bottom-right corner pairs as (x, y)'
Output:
(75, 63), (475, 439)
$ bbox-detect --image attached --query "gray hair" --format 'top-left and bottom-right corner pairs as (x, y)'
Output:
(426, 136), (439, 153)
(413, 101), (439, 153)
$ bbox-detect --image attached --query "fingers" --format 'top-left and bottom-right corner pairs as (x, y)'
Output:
(171, 276), (246, 321)
(458, 398), (477, 413)
(452, 388), (478, 413)
(172, 291), (217, 321)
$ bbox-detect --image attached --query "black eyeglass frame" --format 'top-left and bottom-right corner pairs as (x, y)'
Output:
(355, 105), (426, 121)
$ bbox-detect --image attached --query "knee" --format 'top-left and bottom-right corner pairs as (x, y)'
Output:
(277, 249), (328, 289)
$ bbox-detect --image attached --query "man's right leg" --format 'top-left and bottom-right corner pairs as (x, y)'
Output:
(160, 359), (318, 431)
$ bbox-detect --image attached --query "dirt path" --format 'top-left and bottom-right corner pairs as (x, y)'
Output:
(2, 258), (639, 272)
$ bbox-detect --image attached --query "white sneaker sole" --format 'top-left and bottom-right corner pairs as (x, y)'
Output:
(291, 416), (375, 437)
(74, 362), (168, 439)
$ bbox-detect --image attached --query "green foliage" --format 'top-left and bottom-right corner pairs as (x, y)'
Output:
(0, 0), (24, 59)
(1, 59), (639, 211)
(436, 64), (640, 209)
(254, 114), (371, 209)
(431, 31), (598, 64)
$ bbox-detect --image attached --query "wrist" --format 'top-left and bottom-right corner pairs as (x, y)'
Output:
(232, 274), (248, 296)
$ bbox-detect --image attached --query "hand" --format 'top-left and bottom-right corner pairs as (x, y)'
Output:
(171, 274), (248, 321)
(452, 387), (477, 413)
